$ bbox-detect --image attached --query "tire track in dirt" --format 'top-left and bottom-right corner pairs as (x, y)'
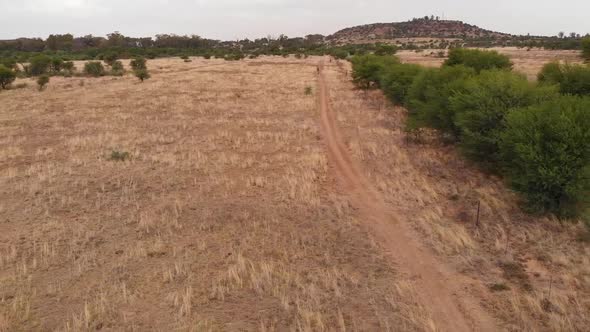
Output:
(316, 61), (497, 332)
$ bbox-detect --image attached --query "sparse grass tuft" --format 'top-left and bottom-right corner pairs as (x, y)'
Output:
(489, 283), (511, 292)
(108, 150), (130, 162)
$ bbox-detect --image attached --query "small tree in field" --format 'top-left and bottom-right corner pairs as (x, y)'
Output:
(130, 57), (147, 71)
(84, 61), (105, 77)
(582, 37), (590, 63)
(50, 57), (64, 73)
(29, 54), (52, 76)
(0, 65), (16, 89)
(62, 61), (75, 73)
(37, 75), (49, 91)
(134, 69), (150, 82)
(110, 60), (125, 76)
(102, 52), (119, 66)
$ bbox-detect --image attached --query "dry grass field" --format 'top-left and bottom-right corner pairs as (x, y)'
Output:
(398, 47), (583, 80)
(1, 54), (589, 331)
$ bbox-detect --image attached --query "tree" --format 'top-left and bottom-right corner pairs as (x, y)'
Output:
(558, 31), (565, 39)
(0, 65), (16, 89)
(582, 37), (590, 63)
(37, 75), (49, 91)
(500, 96), (590, 216)
(45, 34), (73, 51)
(134, 69), (150, 82)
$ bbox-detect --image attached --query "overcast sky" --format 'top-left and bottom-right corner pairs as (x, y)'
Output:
(1, 0), (589, 40)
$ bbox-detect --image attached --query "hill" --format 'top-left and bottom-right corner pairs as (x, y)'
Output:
(327, 17), (512, 44)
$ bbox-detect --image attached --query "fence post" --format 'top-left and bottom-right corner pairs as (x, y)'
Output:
(475, 200), (481, 228)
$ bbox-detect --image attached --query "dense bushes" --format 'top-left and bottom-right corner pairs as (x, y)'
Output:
(0, 64), (16, 89)
(451, 70), (556, 166)
(538, 62), (590, 96)
(374, 43), (397, 56)
(351, 50), (589, 219)
(351, 54), (400, 89)
(444, 48), (513, 72)
(406, 65), (476, 137)
(500, 96), (590, 216)
(378, 63), (423, 105)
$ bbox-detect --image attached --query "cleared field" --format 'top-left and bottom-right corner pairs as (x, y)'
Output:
(1, 55), (588, 331)
(398, 47), (582, 80)
(0, 57), (430, 331)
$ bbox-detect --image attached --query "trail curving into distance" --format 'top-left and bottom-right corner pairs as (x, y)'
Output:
(316, 60), (497, 332)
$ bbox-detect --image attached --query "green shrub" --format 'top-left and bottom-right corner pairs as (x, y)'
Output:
(130, 57), (147, 70)
(203, 54), (212, 60)
(102, 52), (119, 66)
(84, 61), (105, 77)
(537, 61), (563, 83)
(29, 54), (52, 76)
(134, 69), (150, 82)
(304, 86), (312, 95)
(330, 48), (349, 60)
(500, 95), (590, 217)
(451, 70), (557, 167)
(444, 48), (513, 73)
(111, 60), (125, 76)
(37, 75), (49, 91)
(378, 62), (423, 105)
(350, 54), (400, 89)
(0, 64), (16, 89)
(374, 43), (398, 56)
(50, 57), (64, 72)
(0, 58), (17, 70)
(224, 53), (245, 61)
(582, 37), (590, 63)
(109, 150), (130, 161)
(406, 65), (476, 137)
(539, 62), (590, 96)
(62, 61), (75, 73)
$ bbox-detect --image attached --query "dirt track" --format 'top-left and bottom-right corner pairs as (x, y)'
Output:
(317, 60), (497, 332)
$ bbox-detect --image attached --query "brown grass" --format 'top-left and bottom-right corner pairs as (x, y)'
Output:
(1, 54), (588, 331)
(0, 56), (430, 331)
